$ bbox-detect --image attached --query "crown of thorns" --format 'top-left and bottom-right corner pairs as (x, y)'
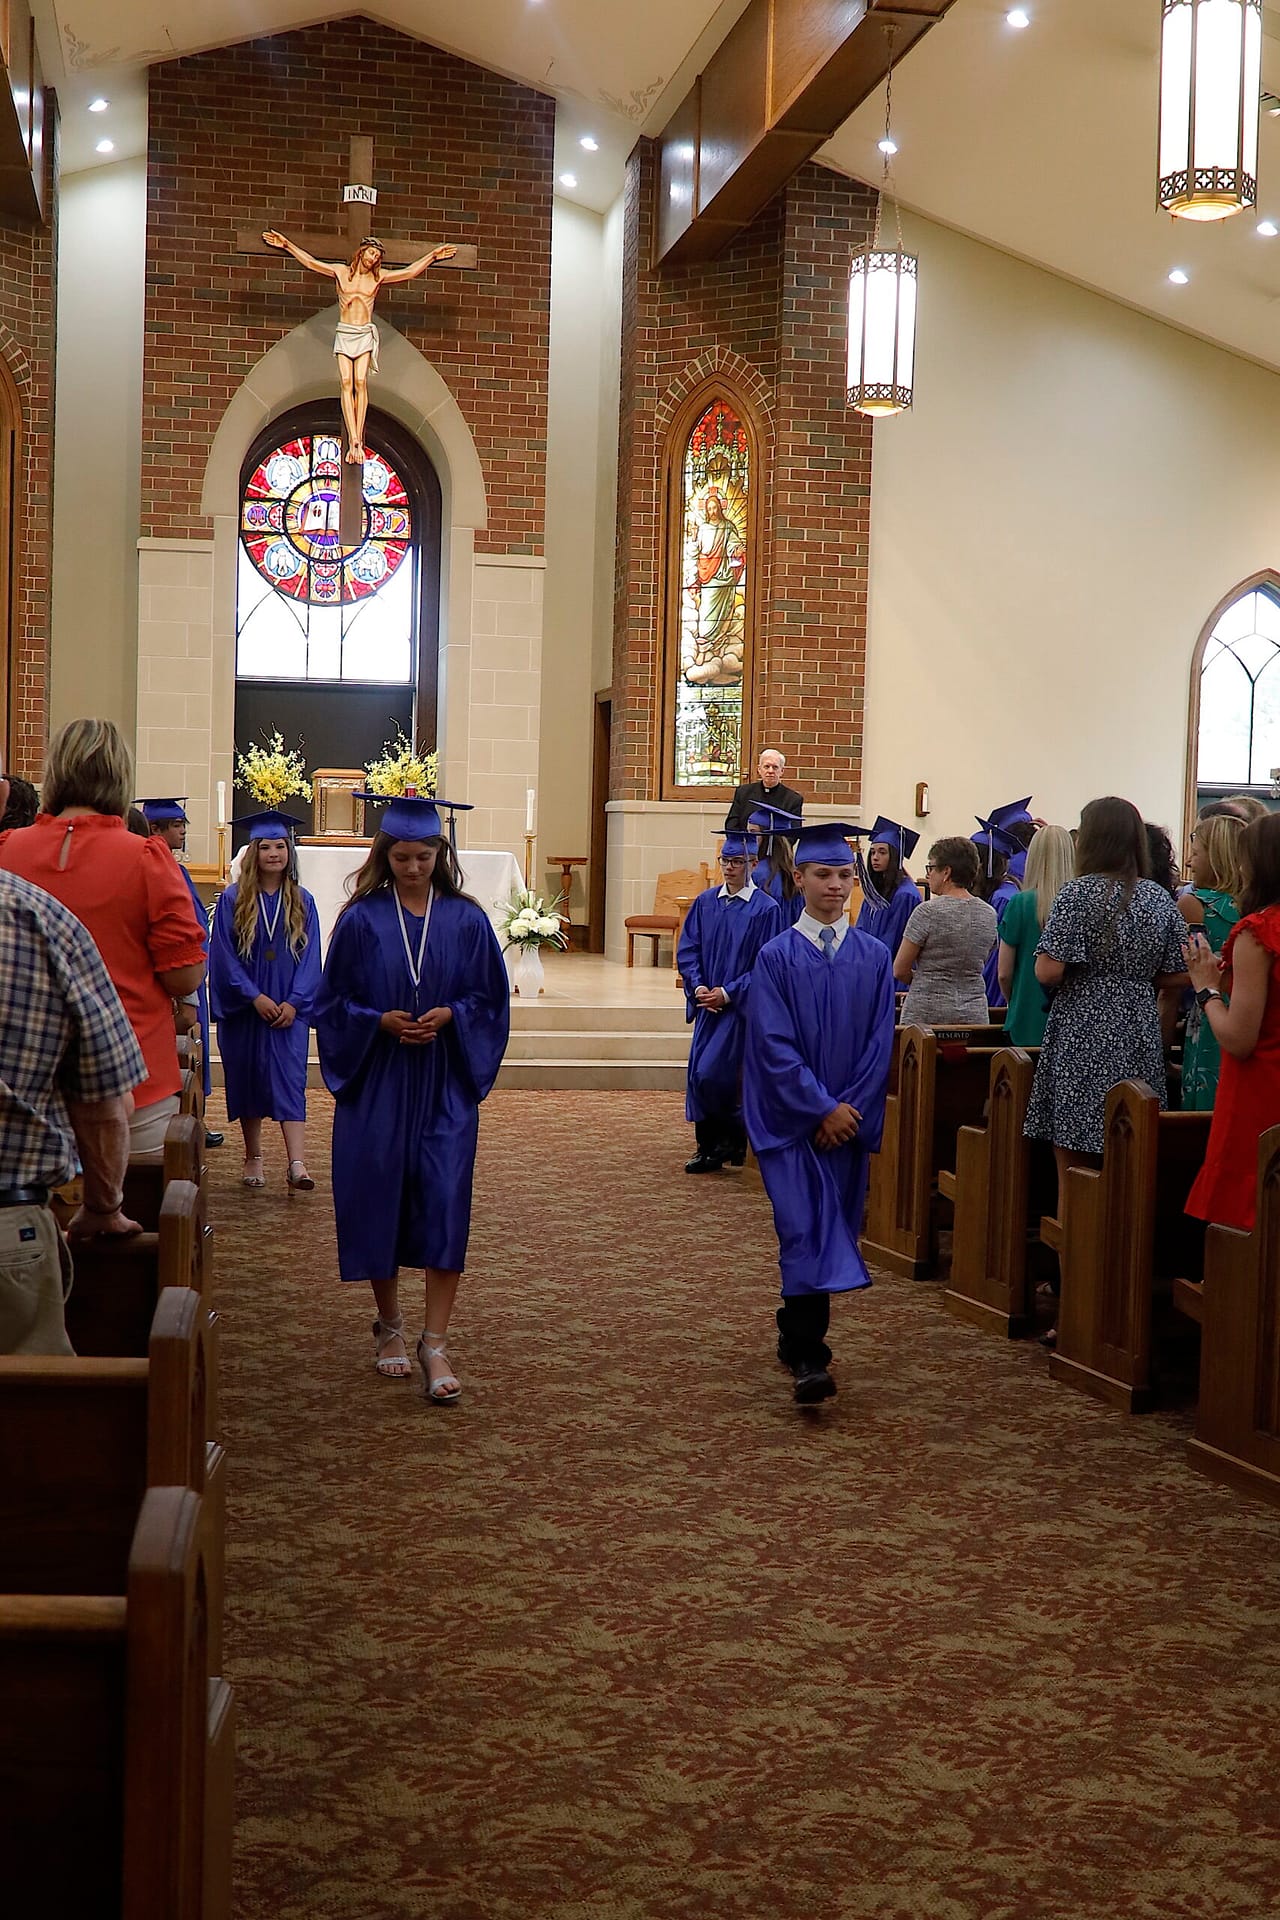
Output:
(357, 236), (386, 255)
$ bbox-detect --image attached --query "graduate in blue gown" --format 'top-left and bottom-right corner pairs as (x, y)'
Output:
(209, 811), (321, 1191)
(138, 797), (223, 1146)
(972, 813), (1022, 1010)
(677, 829), (783, 1173)
(314, 793), (510, 1405)
(743, 821), (896, 1406)
(855, 815), (923, 960)
(749, 802), (805, 925)
(989, 797), (1035, 884)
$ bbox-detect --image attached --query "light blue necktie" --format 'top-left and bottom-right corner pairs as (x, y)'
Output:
(819, 925), (836, 962)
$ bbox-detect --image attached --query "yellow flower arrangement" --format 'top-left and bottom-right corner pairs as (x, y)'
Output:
(234, 730), (311, 807)
(364, 725), (438, 798)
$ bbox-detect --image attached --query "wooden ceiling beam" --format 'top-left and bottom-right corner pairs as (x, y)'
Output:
(653, 0), (958, 268)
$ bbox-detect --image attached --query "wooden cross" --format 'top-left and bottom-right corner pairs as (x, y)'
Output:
(239, 135), (476, 547)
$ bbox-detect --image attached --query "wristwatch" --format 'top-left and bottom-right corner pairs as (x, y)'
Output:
(1196, 987), (1224, 1009)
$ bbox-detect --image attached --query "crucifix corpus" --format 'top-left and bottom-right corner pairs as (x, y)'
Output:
(240, 135), (477, 544)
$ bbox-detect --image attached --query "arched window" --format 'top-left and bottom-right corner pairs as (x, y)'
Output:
(1193, 579), (1280, 808)
(660, 385), (762, 798)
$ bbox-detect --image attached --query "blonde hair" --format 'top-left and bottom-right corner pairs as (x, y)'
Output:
(42, 717), (133, 817)
(1224, 792), (1269, 823)
(1192, 812), (1245, 897)
(232, 839), (309, 960)
(1024, 824), (1074, 929)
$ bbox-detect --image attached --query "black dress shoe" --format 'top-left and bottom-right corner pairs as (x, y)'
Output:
(684, 1150), (725, 1173)
(792, 1361), (837, 1405)
(723, 1147), (747, 1167)
(204, 1129), (225, 1148)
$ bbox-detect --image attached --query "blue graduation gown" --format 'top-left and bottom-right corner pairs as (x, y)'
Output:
(743, 926), (896, 1297)
(982, 878), (1019, 1010)
(855, 875), (921, 960)
(753, 863), (804, 926)
(677, 885), (782, 1123)
(209, 884), (322, 1123)
(315, 889), (510, 1281)
(179, 866), (212, 1099)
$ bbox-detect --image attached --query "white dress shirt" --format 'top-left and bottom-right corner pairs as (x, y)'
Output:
(794, 909), (849, 954)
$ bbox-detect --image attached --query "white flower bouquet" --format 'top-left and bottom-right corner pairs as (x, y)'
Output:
(498, 886), (568, 952)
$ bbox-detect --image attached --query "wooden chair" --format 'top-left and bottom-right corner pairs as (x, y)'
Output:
(625, 866), (709, 967)
(1177, 1126), (1280, 1506)
(941, 1047), (1054, 1337)
(862, 1024), (1010, 1278)
(1048, 1081), (1212, 1412)
(0, 1484), (234, 1919)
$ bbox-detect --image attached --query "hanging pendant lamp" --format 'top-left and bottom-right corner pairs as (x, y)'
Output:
(1158, 0), (1261, 221)
(848, 30), (917, 417)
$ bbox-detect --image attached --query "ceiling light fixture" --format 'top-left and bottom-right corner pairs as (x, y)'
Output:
(1006, 8), (1031, 27)
(848, 27), (916, 419)
(95, 138), (114, 154)
(559, 172), (577, 189)
(1159, 0), (1261, 221)
(579, 135), (599, 152)
(1258, 218), (1279, 235)
(88, 97), (109, 113)
(1168, 267), (1190, 283)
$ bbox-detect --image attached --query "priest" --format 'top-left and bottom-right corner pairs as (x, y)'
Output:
(725, 749), (805, 835)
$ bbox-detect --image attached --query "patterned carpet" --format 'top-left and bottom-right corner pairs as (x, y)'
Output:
(207, 1088), (1280, 1920)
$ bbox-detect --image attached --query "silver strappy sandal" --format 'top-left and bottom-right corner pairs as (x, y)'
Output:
(417, 1330), (461, 1405)
(372, 1313), (412, 1380)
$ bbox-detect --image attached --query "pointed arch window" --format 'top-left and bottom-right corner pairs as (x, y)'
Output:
(660, 386), (762, 798)
(1196, 582), (1280, 789)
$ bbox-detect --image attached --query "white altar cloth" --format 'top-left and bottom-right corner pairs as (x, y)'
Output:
(229, 844), (524, 956)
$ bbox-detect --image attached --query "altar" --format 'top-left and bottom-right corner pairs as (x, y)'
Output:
(230, 842), (524, 955)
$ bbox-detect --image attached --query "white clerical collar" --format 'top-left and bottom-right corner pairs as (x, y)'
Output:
(718, 879), (757, 902)
(795, 909), (848, 953)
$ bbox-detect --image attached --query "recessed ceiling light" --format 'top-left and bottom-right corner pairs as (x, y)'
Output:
(1259, 220), (1279, 237)
(95, 138), (114, 154)
(88, 97), (109, 113)
(1168, 267), (1190, 284)
(579, 135), (599, 152)
(559, 172), (577, 189)
(877, 136), (898, 156)
(1006, 8), (1031, 27)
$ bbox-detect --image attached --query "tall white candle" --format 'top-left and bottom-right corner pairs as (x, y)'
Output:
(216, 780), (226, 826)
(526, 788), (535, 834)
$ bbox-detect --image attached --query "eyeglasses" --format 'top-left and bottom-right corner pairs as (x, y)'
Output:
(924, 861), (939, 873)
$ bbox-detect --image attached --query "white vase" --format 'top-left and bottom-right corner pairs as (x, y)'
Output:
(513, 944), (545, 996)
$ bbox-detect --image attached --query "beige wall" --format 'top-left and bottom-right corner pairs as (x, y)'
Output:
(863, 209), (1280, 848)
(51, 158), (146, 734)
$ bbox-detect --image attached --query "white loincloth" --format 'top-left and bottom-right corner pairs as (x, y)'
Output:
(334, 321), (379, 372)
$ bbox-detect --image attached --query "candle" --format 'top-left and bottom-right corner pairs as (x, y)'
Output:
(216, 780), (226, 826)
(526, 788), (535, 834)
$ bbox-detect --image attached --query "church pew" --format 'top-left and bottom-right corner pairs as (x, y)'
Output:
(1048, 1081), (1212, 1413)
(0, 1285), (226, 1672)
(863, 1024), (1009, 1279)
(122, 1111), (206, 1229)
(65, 1179), (208, 1363)
(940, 1046), (1055, 1337)
(179, 1063), (204, 1122)
(0, 1484), (234, 1920)
(1181, 1126), (1280, 1507)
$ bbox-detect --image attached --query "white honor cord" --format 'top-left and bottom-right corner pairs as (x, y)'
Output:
(259, 890), (283, 944)
(394, 886), (433, 994)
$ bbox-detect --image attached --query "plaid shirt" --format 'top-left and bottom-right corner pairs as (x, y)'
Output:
(0, 870), (146, 1188)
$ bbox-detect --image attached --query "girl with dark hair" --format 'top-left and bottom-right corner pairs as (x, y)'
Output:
(314, 795), (509, 1400)
(748, 803), (803, 924)
(209, 813), (321, 1191)
(1025, 796), (1187, 1209)
(1144, 822), (1180, 897)
(1186, 813), (1280, 1229)
(855, 816), (922, 957)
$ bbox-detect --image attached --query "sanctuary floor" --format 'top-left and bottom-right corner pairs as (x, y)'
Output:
(209, 1088), (1280, 1920)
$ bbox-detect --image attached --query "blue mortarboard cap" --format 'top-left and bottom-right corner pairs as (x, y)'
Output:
(233, 809), (305, 841)
(354, 791), (472, 844)
(719, 831), (757, 861)
(973, 816), (1021, 860)
(747, 803), (802, 835)
(794, 821), (863, 866)
(868, 814), (920, 861)
(988, 797), (1033, 831)
(137, 797), (188, 824)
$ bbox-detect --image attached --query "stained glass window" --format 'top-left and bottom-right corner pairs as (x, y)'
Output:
(236, 432), (415, 683)
(672, 396), (751, 788)
(1198, 586), (1280, 785)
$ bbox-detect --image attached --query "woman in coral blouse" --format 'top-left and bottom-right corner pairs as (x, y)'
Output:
(0, 719), (206, 1158)
(1185, 813), (1280, 1231)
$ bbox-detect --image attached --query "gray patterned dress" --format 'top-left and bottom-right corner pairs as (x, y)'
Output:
(1024, 876), (1186, 1153)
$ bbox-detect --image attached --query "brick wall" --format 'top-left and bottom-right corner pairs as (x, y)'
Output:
(613, 143), (875, 805)
(143, 17), (553, 553)
(3, 114), (57, 776)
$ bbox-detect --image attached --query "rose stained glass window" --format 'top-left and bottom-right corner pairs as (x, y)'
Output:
(1198, 586), (1280, 786)
(673, 398), (750, 787)
(236, 433), (416, 683)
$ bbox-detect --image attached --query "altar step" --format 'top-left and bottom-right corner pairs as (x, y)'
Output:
(498, 995), (689, 1090)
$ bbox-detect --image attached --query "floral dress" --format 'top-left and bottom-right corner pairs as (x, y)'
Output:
(1024, 876), (1186, 1154)
(1179, 886), (1239, 1112)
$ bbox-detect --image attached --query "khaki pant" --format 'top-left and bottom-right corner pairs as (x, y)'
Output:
(0, 1204), (74, 1355)
(128, 1091), (182, 1162)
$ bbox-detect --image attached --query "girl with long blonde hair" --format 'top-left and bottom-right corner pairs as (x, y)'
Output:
(208, 813), (322, 1190)
(996, 825), (1075, 1047)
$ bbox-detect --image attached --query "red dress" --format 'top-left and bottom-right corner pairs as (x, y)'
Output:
(1186, 906), (1280, 1230)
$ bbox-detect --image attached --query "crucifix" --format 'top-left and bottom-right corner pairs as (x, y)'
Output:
(240, 135), (477, 546)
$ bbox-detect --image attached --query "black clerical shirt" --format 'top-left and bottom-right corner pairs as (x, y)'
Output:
(725, 779), (806, 836)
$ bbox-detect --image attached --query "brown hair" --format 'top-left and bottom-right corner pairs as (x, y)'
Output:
(233, 838), (309, 959)
(1224, 793), (1270, 823)
(42, 717), (133, 817)
(348, 235), (385, 274)
(1074, 796), (1148, 890)
(1238, 814), (1280, 918)
(340, 832), (476, 914)
(757, 834), (799, 901)
(927, 836), (980, 892)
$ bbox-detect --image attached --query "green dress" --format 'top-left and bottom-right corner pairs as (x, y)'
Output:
(998, 888), (1052, 1048)
(1181, 887), (1239, 1111)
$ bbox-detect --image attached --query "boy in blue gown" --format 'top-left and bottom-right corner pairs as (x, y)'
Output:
(743, 822), (896, 1405)
(854, 815), (922, 959)
(314, 794), (509, 1402)
(138, 797), (222, 1145)
(972, 811), (1022, 1010)
(677, 829), (782, 1173)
